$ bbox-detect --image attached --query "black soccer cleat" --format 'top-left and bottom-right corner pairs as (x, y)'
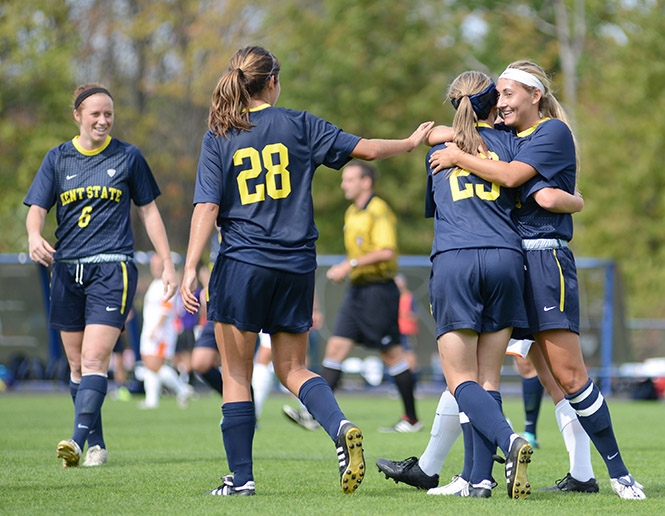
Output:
(470, 479), (493, 498)
(376, 456), (439, 490)
(539, 472), (599, 493)
(336, 422), (365, 494)
(205, 474), (256, 496)
(505, 436), (533, 500)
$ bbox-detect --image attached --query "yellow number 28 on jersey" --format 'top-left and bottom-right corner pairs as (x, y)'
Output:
(235, 143), (291, 205)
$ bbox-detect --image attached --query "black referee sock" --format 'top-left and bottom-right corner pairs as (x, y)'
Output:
(200, 367), (223, 396)
(321, 365), (342, 391)
(392, 369), (417, 422)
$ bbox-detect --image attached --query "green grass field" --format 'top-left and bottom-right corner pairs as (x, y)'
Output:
(0, 388), (663, 515)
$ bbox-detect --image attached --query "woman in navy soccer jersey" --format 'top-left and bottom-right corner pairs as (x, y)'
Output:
(429, 61), (645, 500)
(24, 84), (177, 469)
(422, 70), (535, 499)
(179, 46), (433, 496)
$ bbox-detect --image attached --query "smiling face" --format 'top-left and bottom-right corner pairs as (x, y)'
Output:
(496, 78), (541, 132)
(73, 93), (114, 150)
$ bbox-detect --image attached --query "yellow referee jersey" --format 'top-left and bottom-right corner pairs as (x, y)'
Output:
(343, 195), (398, 284)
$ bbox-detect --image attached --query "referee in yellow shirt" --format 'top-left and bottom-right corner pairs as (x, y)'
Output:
(322, 161), (420, 432)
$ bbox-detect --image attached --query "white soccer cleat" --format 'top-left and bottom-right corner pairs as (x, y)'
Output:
(427, 474), (469, 496)
(378, 417), (423, 433)
(82, 444), (108, 467)
(282, 405), (319, 431)
(177, 384), (196, 408)
(610, 474), (646, 499)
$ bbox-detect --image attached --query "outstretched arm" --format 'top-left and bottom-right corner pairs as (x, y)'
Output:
(426, 125), (454, 146)
(351, 121), (434, 161)
(181, 203), (218, 314)
(429, 143), (537, 187)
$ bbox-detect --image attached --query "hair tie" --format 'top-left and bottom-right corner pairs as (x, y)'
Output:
(236, 68), (244, 77)
(74, 87), (112, 110)
(450, 81), (498, 120)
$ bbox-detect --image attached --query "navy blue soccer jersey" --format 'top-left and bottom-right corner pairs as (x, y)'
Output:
(24, 136), (161, 260)
(425, 126), (523, 257)
(194, 104), (361, 273)
(511, 118), (576, 240)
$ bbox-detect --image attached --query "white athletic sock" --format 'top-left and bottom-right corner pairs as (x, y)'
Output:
(555, 399), (595, 482)
(158, 364), (188, 396)
(143, 369), (161, 407)
(252, 362), (274, 418)
(418, 391), (462, 476)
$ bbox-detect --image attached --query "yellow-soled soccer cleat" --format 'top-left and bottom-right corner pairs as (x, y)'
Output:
(505, 436), (533, 499)
(336, 423), (365, 494)
(57, 439), (82, 469)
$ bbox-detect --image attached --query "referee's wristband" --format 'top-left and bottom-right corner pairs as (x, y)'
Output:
(349, 259), (358, 269)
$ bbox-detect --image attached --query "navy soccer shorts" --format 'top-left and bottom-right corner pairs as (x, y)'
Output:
(429, 248), (528, 338)
(50, 261), (138, 331)
(515, 246), (580, 337)
(194, 320), (217, 350)
(332, 281), (401, 350)
(207, 257), (315, 335)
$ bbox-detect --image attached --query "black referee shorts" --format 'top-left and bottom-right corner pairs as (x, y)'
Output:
(332, 281), (400, 350)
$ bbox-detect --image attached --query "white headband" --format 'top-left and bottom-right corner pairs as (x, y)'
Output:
(499, 68), (545, 93)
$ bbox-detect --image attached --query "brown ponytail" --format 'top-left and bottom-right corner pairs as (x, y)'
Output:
(447, 71), (495, 156)
(208, 46), (280, 138)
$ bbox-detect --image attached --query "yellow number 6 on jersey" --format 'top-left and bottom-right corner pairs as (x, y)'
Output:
(78, 206), (93, 228)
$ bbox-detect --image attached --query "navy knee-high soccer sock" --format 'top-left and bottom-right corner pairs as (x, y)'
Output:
(522, 376), (544, 436)
(200, 366), (223, 396)
(565, 379), (628, 478)
(389, 361), (418, 422)
(459, 411), (474, 481)
(69, 378), (80, 403)
(298, 376), (346, 440)
(454, 381), (513, 456)
(72, 374), (108, 450)
(221, 401), (256, 486)
(321, 360), (343, 391)
(469, 390), (503, 484)
(71, 378), (105, 449)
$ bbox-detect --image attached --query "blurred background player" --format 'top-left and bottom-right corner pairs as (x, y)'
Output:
(322, 161), (420, 433)
(508, 339), (544, 448)
(139, 253), (194, 409)
(109, 319), (133, 402)
(174, 276), (197, 386)
(282, 293), (325, 431)
(395, 273), (421, 385)
(190, 262), (225, 396)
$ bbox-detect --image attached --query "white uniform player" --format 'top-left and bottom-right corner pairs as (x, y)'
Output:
(139, 254), (194, 409)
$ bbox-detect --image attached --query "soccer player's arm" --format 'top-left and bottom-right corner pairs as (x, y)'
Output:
(26, 205), (56, 267)
(138, 201), (178, 301)
(181, 202), (218, 314)
(532, 187), (583, 213)
(429, 144), (536, 188)
(425, 125), (454, 146)
(350, 121), (434, 161)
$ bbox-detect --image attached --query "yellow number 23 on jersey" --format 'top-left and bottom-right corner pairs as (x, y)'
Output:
(235, 143), (291, 205)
